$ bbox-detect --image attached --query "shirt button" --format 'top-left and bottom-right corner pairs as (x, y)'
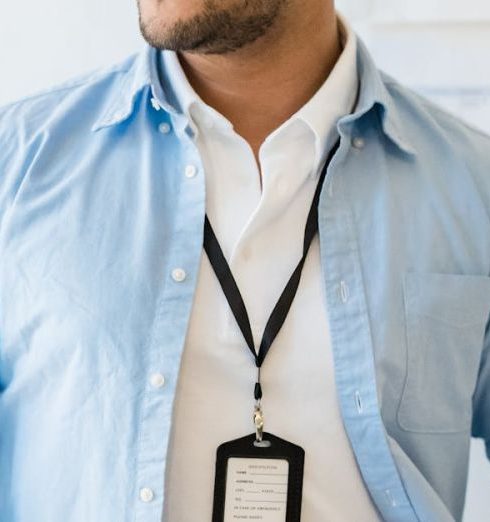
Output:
(139, 487), (154, 502)
(158, 122), (171, 134)
(352, 136), (365, 149)
(184, 164), (197, 178)
(150, 373), (165, 388)
(171, 268), (187, 282)
(151, 97), (161, 111)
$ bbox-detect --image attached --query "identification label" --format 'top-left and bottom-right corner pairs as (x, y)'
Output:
(212, 432), (304, 522)
(224, 457), (289, 521)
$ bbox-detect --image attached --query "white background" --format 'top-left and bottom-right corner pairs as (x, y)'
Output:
(0, 1), (489, 520)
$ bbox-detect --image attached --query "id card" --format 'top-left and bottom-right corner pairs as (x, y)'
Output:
(212, 432), (305, 522)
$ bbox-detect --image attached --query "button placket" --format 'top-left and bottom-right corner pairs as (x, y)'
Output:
(317, 138), (417, 520)
(133, 138), (206, 520)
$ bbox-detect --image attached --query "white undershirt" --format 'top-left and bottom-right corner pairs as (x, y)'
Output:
(161, 13), (382, 521)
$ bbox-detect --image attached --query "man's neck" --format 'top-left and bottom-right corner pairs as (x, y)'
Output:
(177, 1), (341, 160)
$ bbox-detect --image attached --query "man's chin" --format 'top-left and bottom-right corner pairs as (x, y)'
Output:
(137, 0), (208, 33)
(137, 0), (287, 54)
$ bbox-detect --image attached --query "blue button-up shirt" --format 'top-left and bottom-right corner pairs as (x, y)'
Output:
(1, 36), (489, 522)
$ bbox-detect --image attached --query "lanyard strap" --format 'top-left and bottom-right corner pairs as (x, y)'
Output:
(203, 137), (340, 403)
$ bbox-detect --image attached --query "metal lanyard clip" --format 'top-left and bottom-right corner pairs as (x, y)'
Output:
(253, 400), (264, 442)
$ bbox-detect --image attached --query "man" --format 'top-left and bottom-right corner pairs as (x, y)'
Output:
(0, 0), (489, 520)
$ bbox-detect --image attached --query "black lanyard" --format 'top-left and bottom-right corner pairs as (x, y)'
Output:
(203, 137), (340, 407)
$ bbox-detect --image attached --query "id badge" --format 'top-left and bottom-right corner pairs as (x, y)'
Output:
(212, 432), (305, 522)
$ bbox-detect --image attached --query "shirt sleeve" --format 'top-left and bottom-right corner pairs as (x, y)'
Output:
(471, 315), (490, 460)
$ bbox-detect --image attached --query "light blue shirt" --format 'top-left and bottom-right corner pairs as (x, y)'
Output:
(1, 36), (489, 522)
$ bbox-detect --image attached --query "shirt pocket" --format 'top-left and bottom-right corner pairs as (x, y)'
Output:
(397, 270), (490, 433)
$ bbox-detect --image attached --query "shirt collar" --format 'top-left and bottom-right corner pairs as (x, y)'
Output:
(158, 46), (234, 135)
(91, 22), (416, 156)
(340, 35), (416, 155)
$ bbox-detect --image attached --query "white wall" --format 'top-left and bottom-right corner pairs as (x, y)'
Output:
(0, 0), (144, 105)
(0, 1), (489, 520)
